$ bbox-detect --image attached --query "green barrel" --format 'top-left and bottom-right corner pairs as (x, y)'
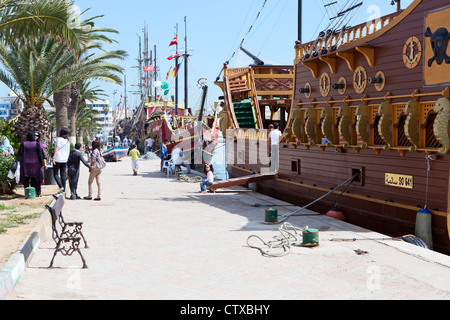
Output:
(25, 187), (36, 200)
(265, 208), (278, 223)
(303, 228), (319, 247)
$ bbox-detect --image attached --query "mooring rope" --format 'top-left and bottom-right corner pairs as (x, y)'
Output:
(272, 170), (362, 225)
(246, 223), (308, 257)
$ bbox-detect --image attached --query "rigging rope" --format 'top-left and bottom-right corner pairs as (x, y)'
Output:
(272, 170), (362, 225)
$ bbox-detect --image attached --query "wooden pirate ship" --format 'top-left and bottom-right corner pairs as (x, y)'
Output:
(215, 0), (450, 254)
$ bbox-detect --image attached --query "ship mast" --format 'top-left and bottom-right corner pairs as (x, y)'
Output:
(298, 0), (302, 43)
(184, 16), (189, 116)
(175, 23), (179, 116)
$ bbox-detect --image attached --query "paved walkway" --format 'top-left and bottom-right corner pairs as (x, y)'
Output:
(5, 156), (450, 300)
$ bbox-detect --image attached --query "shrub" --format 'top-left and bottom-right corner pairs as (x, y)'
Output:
(0, 156), (17, 194)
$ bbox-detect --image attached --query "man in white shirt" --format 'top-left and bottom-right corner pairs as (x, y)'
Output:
(171, 146), (191, 173)
(269, 122), (282, 173)
(144, 137), (154, 154)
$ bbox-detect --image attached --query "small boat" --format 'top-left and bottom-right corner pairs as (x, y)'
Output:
(102, 136), (128, 162)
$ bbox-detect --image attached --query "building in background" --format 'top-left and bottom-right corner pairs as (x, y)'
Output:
(0, 92), (22, 120)
(87, 100), (115, 138)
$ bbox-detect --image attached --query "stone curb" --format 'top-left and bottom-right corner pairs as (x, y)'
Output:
(0, 200), (53, 300)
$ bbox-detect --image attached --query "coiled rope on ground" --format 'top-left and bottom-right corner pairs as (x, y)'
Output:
(246, 223), (309, 257)
(177, 175), (203, 183)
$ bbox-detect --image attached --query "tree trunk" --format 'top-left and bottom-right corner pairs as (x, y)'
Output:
(53, 86), (70, 136)
(14, 103), (51, 147)
(68, 82), (80, 144)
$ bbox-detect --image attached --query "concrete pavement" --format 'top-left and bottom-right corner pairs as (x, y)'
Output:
(3, 156), (450, 300)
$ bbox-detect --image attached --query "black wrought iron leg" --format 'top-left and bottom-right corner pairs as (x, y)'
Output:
(78, 250), (88, 269)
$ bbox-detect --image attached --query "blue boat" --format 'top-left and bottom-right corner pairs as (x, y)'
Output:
(102, 146), (128, 162)
(102, 136), (128, 162)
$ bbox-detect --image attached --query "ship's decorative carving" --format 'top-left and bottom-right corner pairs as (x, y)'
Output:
(304, 108), (317, 146)
(320, 107), (334, 146)
(404, 100), (420, 152)
(356, 103), (369, 149)
(433, 97), (450, 154)
(338, 105), (352, 148)
(292, 109), (304, 143)
(377, 102), (393, 150)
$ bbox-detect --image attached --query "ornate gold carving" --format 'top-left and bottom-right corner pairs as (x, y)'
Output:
(319, 72), (331, 97)
(404, 100), (420, 152)
(292, 109), (304, 143)
(377, 102), (392, 150)
(304, 108), (317, 146)
(353, 66), (367, 94)
(320, 107), (334, 146)
(338, 105), (352, 148)
(433, 97), (450, 155)
(218, 109), (229, 137)
(403, 36), (422, 69)
(356, 103), (369, 149)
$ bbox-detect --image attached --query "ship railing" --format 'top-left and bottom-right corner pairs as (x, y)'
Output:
(234, 128), (269, 141)
(284, 99), (449, 156)
(295, 11), (401, 61)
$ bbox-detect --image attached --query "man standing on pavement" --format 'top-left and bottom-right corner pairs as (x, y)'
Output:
(67, 143), (92, 200)
(269, 122), (282, 173)
(144, 136), (154, 154)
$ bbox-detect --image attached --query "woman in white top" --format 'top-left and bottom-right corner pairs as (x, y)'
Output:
(200, 164), (214, 193)
(52, 128), (71, 193)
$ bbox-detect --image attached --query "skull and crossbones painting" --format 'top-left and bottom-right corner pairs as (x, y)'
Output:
(425, 27), (450, 67)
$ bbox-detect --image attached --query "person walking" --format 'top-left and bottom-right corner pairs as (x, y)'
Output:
(129, 144), (140, 176)
(84, 140), (103, 201)
(67, 143), (91, 200)
(52, 128), (70, 193)
(18, 131), (45, 197)
(269, 122), (282, 173)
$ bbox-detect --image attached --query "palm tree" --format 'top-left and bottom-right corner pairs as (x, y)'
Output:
(0, 35), (125, 145)
(54, 13), (127, 142)
(0, 0), (88, 52)
(75, 103), (100, 142)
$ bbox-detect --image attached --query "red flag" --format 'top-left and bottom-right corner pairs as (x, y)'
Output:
(144, 76), (147, 85)
(166, 66), (172, 80)
(143, 65), (154, 72)
(169, 36), (178, 47)
(167, 54), (181, 61)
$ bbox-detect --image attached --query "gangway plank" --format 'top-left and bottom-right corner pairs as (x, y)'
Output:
(209, 173), (277, 192)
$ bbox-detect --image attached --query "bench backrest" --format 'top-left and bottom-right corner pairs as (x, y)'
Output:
(46, 195), (65, 226)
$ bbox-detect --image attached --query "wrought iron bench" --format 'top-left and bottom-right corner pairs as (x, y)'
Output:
(46, 195), (88, 269)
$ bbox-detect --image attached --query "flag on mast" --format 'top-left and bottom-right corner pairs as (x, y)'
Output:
(172, 62), (182, 78)
(169, 36), (178, 47)
(143, 65), (154, 72)
(167, 54), (181, 61)
(166, 66), (172, 80)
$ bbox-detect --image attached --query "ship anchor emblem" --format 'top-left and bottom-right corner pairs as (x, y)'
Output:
(403, 36), (422, 69)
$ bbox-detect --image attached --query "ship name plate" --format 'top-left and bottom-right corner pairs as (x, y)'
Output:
(385, 173), (414, 189)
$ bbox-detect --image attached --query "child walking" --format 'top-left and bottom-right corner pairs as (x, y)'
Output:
(200, 164), (214, 193)
(129, 144), (140, 176)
